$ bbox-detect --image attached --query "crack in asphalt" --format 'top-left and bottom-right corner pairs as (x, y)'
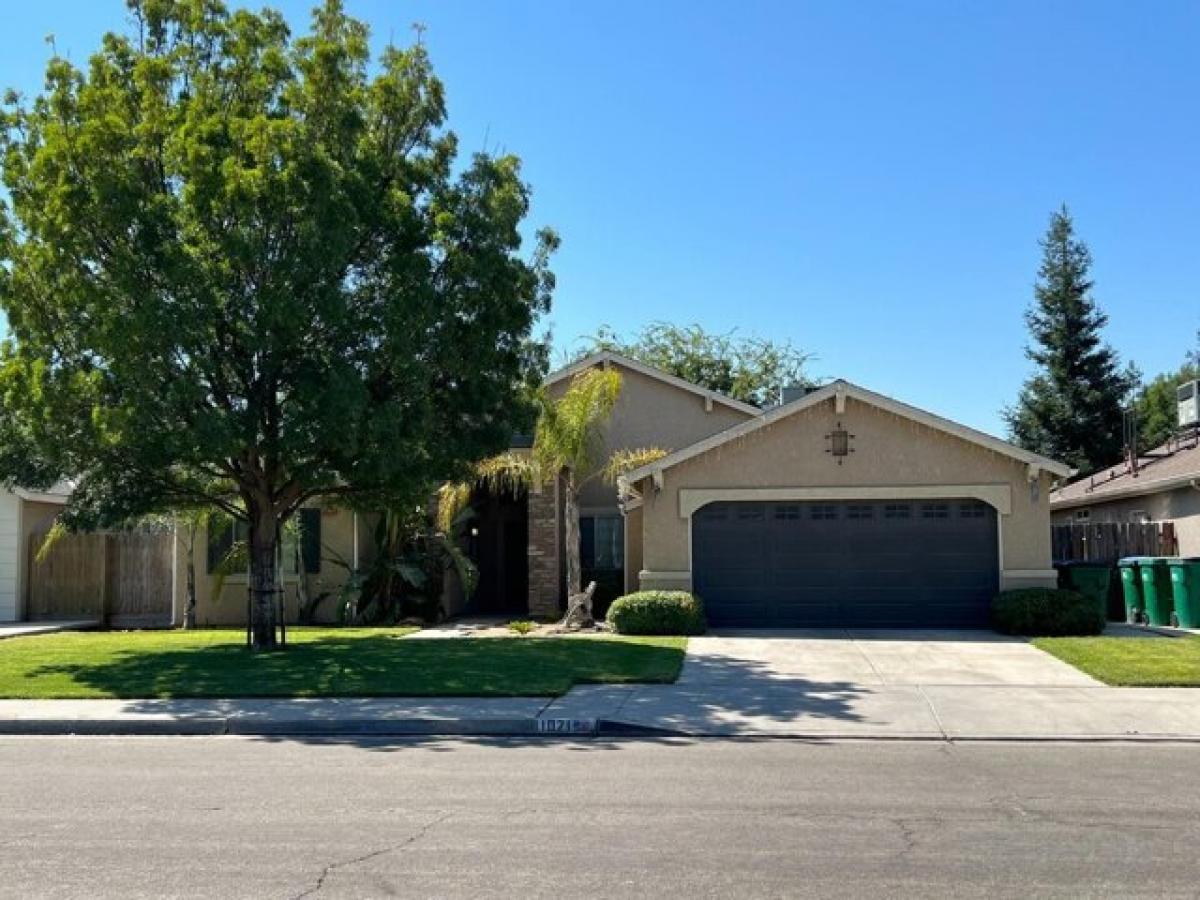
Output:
(293, 811), (452, 898)
(938, 743), (1175, 835)
(888, 817), (924, 860)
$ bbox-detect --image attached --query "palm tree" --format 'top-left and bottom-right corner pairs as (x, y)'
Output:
(439, 368), (667, 605)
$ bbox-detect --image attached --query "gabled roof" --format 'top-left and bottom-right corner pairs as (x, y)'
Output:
(620, 378), (1072, 484)
(1050, 434), (1200, 509)
(545, 351), (762, 417)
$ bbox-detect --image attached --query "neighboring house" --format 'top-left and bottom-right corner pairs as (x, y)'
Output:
(511, 353), (1069, 628)
(1050, 430), (1200, 557)
(0, 484), (70, 623)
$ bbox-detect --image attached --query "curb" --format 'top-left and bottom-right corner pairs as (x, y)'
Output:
(4, 717), (1200, 742)
(226, 718), (567, 737)
(0, 717), (602, 738)
(0, 718), (230, 736)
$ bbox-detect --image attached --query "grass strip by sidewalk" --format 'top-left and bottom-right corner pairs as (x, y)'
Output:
(1034, 635), (1200, 687)
(0, 627), (686, 699)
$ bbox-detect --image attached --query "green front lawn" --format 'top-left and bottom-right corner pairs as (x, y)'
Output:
(1034, 635), (1200, 686)
(0, 628), (687, 699)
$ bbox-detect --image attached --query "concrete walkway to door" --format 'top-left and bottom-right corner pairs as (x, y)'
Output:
(543, 629), (1200, 740)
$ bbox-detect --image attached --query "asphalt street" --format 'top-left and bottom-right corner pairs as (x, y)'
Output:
(2, 736), (1197, 898)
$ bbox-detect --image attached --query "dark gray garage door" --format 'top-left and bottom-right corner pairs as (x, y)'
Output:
(692, 500), (999, 628)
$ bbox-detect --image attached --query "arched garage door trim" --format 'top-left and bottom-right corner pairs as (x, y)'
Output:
(678, 484), (1012, 520)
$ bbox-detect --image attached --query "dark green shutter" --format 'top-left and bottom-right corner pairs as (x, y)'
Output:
(300, 508), (322, 574)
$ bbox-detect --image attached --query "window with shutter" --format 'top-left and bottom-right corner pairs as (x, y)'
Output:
(300, 508), (322, 574)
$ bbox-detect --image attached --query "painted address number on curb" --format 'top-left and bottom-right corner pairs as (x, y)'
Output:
(537, 718), (596, 734)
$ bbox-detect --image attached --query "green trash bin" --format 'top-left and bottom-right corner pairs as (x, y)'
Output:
(1056, 561), (1112, 622)
(1118, 557), (1147, 624)
(1168, 558), (1200, 629)
(1139, 558), (1176, 627)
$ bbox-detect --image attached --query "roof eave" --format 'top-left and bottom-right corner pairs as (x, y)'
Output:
(12, 487), (70, 505)
(544, 350), (762, 417)
(1050, 473), (1200, 510)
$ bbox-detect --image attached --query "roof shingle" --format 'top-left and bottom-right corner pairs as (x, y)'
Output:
(1050, 430), (1200, 508)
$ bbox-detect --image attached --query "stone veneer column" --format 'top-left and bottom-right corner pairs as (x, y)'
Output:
(526, 479), (561, 619)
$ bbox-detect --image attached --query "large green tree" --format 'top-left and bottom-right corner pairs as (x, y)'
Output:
(1004, 207), (1137, 474)
(0, 0), (556, 648)
(579, 322), (812, 407)
(1133, 331), (1198, 450)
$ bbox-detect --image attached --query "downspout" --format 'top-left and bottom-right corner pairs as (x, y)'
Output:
(352, 511), (360, 571)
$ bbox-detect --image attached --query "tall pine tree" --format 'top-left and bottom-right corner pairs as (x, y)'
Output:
(1004, 207), (1137, 474)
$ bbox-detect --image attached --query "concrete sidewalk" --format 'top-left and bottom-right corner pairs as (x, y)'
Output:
(4, 685), (1200, 740)
(538, 682), (1200, 740)
(0, 620), (98, 640)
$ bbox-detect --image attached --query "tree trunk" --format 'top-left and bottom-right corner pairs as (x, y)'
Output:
(563, 470), (582, 599)
(247, 501), (280, 650)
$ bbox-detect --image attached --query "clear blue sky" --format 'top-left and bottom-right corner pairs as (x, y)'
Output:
(5, 1), (1199, 436)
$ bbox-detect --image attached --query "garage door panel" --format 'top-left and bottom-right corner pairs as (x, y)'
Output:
(699, 569), (768, 592)
(693, 499), (998, 628)
(769, 574), (846, 594)
(845, 569), (920, 589)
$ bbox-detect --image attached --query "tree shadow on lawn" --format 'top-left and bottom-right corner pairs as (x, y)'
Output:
(23, 633), (883, 750)
(23, 633), (687, 700)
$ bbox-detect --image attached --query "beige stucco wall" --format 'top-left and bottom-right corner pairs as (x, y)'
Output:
(624, 504), (644, 594)
(1052, 488), (1200, 556)
(548, 362), (753, 512)
(636, 395), (1056, 593)
(179, 504), (362, 627)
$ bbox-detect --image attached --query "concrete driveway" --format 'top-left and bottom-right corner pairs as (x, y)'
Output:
(686, 628), (1099, 687)
(544, 628), (1200, 739)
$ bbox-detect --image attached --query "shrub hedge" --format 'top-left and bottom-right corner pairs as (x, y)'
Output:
(990, 587), (1105, 637)
(607, 591), (707, 636)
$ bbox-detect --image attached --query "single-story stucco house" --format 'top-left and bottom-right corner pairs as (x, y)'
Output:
(15, 351), (1070, 629)
(1050, 430), (1200, 557)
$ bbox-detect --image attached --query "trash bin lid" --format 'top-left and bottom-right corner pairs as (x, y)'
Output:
(1118, 557), (1153, 565)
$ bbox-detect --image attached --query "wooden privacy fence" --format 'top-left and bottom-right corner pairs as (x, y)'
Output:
(28, 529), (174, 627)
(1052, 521), (1178, 564)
